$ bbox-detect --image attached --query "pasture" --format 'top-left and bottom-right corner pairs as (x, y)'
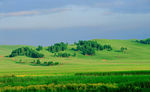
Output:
(0, 39), (150, 92)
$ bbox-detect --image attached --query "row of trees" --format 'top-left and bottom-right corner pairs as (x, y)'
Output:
(47, 42), (68, 53)
(138, 38), (150, 44)
(9, 40), (113, 58)
(54, 52), (76, 57)
(31, 59), (59, 66)
(120, 47), (128, 52)
(75, 40), (112, 55)
(9, 47), (44, 58)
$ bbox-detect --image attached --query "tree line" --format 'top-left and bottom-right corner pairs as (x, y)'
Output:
(9, 40), (113, 58)
(47, 42), (68, 53)
(9, 47), (44, 58)
(54, 52), (76, 57)
(138, 38), (150, 44)
(31, 59), (59, 66)
(75, 40), (112, 55)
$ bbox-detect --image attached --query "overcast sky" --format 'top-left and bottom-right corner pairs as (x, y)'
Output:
(0, 0), (150, 45)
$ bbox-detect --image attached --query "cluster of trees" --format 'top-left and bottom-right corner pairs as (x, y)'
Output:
(31, 59), (59, 66)
(9, 47), (44, 58)
(138, 38), (150, 44)
(36, 45), (43, 51)
(75, 40), (112, 55)
(54, 52), (76, 57)
(47, 42), (68, 53)
(103, 45), (113, 51)
(120, 47), (128, 52)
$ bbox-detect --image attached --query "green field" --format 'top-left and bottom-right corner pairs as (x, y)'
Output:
(0, 39), (150, 92)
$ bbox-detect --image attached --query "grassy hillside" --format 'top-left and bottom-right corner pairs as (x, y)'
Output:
(0, 39), (150, 76)
(0, 39), (150, 92)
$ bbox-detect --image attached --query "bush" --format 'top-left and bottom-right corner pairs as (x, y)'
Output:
(82, 47), (95, 55)
(104, 45), (113, 51)
(75, 40), (112, 55)
(48, 61), (53, 65)
(31, 60), (59, 66)
(36, 59), (41, 64)
(72, 53), (76, 57)
(47, 42), (68, 53)
(120, 47), (128, 52)
(9, 47), (44, 58)
(54, 62), (59, 65)
(55, 53), (71, 57)
(36, 45), (43, 51)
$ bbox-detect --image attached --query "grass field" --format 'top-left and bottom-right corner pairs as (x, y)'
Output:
(0, 39), (150, 92)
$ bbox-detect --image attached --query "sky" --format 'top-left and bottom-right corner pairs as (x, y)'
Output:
(0, 0), (150, 46)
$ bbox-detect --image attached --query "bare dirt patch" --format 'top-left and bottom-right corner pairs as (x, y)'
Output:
(102, 59), (107, 62)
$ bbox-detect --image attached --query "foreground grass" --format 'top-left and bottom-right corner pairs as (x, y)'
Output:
(75, 71), (150, 76)
(0, 75), (150, 92)
(0, 39), (150, 91)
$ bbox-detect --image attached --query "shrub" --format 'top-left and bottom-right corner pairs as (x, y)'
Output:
(31, 60), (59, 66)
(36, 45), (43, 51)
(104, 45), (113, 51)
(55, 53), (71, 57)
(75, 40), (112, 55)
(9, 47), (44, 58)
(48, 61), (53, 65)
(120, 47), (128, 52)
(47, 42), (68, 53)
(36, 59), (41, 64)
(54, 62), (59, 65)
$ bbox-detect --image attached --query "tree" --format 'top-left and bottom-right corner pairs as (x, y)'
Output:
(48, 61), (54, 65)
(120, 47), (128, 53)
(47, 42), (68, 53)
(36, 59), (41, 64)
(72, 53), (76, 57)
(103, 45), (112, 51)
(139, 38), (150, 44)
(74, 40), (111, 56)
(36, 45), (43, 51)
(9, 47), (44, 58)
(55, 53), (71, 57)
(82, 47), (95, 55)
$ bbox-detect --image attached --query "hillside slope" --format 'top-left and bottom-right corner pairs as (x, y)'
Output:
(0, 39), (150, 76)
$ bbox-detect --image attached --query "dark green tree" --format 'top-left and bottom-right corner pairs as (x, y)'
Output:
(36, 59), (41, 64)
(139, 38), (150, 44)
(47, 42), (68, 53)
(9, 47), (44, 58)
(36, 45), (43, 51)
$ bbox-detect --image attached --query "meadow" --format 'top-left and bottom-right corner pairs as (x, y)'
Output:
(0, 39), (150, 92)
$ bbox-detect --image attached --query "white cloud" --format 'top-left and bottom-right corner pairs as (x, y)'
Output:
(0, 5), (150, 31)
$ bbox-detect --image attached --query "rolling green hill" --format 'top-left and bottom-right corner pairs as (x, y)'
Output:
(0, 39), (150, 76)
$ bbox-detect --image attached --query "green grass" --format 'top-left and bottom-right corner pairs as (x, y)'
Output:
(0, 39), (150, 76)
(0, 75), (150, 92)
(75, 71), (150, 76)
(0, 39), (150, 91)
